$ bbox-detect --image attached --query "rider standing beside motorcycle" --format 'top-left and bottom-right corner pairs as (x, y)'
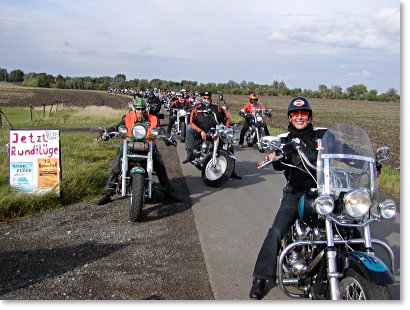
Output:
(96, 98), (179, 205)
(249, 96), (327, 299)
(167, 92), (190, 134)
(182, 92), (230, 162)
(238, 92), (271, 148)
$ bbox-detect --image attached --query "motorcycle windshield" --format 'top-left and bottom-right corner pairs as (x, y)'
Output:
(317, 124), (376, 197)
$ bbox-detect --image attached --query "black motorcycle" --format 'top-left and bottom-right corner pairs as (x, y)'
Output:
(190, 123), (238, 187)
(257, 123), (397, 300)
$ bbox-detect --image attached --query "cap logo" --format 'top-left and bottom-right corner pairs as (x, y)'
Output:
(293, 99), (305, 107)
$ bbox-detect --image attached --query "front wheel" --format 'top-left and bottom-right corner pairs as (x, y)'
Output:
(338, 270), (391, 300)
(180, 121), (186, 142)
(129, 173), (145, 222)
(257, 128), (266, 153)
(245, 130), (254, 147)
(202, 151), (235, 187)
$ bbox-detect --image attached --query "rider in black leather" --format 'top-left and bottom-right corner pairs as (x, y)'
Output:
(249, 96), (327, 299)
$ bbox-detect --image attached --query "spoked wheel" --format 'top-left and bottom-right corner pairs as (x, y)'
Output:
(129, 173), (145, 222)
(338, 270), (391, 300)
(202, 151), (234, 187)
(257, 128), (266, 153)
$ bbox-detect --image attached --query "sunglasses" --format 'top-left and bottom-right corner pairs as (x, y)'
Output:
(135, 108), (145, 111)
(290, 111), (309, 118)
(202, 96), (211, 100)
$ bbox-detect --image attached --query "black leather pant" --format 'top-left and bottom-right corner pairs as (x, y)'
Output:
(252, 186), (304, 281)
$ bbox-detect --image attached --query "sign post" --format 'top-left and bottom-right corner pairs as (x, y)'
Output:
(8, 129), (61, 196)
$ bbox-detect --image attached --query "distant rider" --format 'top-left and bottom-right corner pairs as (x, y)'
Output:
(238, 92), (271, 148)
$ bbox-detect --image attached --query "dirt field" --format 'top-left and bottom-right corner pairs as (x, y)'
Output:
(0, 83), (400, 169)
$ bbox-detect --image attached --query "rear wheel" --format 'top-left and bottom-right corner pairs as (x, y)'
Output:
(129, 173), (145, 222)
(338, 270), (391, 300)
(202, 151), (234, 187)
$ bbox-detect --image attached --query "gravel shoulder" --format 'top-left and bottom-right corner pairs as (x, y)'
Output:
(0, 141), (214, 300)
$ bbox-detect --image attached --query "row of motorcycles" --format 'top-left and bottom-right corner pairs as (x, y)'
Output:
(94, 100), (397, 300)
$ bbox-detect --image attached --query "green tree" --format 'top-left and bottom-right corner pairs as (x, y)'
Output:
(0, 68), (8, 81)
(346, 84), (368, 99)
(9, 69), (24, 82)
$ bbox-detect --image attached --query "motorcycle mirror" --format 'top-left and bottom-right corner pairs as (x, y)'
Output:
(261, 136), (281, 150)
(376, 146), (390, 162)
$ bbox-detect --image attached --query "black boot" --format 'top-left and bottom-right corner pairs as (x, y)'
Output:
(96, 173), (117, 205)
(96, 194), (112, 205)
(231, 171), (242, 179)
(164, 189), (182, 202)
(182, 149), (195, 164)
(249, 278), (266, 300)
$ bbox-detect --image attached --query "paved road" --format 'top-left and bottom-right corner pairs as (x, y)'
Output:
(175, 138), (401, 300)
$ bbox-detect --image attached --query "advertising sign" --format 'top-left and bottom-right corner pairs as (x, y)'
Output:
(8, 129), (61, 195)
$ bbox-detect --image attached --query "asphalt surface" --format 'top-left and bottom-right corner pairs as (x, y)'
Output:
(175, 134), (401, 300)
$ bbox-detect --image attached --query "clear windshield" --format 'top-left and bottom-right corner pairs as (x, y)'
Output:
(317, 124), (377, 198)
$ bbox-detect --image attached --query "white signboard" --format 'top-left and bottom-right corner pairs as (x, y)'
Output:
(8, 129), (61, 195)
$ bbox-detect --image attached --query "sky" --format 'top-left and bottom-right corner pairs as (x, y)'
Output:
(0, 0), (401, 93)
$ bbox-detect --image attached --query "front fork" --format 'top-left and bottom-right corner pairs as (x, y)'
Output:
(325, 218), (341, 300)
(210, 138), (220, 167)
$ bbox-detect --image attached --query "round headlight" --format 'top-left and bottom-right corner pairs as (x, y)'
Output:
(132, 125), (147, 140)
(178, 110), (186, 117)
(224, 128), (234, 141)
(343, 189), (371, 218)
(118, 125), (128, 136)
(314, 195), (334, 216)
(377, 199), (397, 219)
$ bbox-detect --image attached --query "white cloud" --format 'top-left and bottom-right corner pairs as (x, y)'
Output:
(373, 7), (400, 35)
(268, 32), (288, 42)
(358, 34), (390, 49)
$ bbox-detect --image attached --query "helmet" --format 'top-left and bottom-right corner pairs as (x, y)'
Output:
(287, 96), (312, 118)
(249, 92), (258, 103)
(131, 98), (146, 111)
(200, 91), (212, 98)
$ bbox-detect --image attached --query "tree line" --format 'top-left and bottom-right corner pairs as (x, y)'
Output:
(0, 67), (400, 102)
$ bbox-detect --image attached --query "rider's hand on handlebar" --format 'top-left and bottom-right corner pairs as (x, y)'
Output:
(200, 131), (207, 141)
(266, 151), (276, 161)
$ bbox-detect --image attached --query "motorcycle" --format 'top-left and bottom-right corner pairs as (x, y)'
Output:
(241, 108), (272, 153)
(95, 125), (176, 222)
(190, 123), (238, 187)
(257, 123), (396, 300)
(169, 108), (188, 142)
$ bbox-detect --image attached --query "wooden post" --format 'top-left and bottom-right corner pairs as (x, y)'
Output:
(30, 105), (33, 121)
(43, 103), (46, 118)
(0, 111), (3, 130)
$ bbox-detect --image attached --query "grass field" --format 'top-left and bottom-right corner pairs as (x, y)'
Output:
(0, 83), (400, 220)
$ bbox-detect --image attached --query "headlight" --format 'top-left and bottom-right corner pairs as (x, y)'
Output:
(132, 125), (147, 140)
(223, 127), (234, 142)
(377, 199), (397, 219)
(178, 110), (186, 117)
(118, 125), (128, 136)
(314, 195), (334, 216)
(343, 189), (371, 218)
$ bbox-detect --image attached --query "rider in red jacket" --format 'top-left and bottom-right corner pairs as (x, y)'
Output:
(238, 92), (270, 147)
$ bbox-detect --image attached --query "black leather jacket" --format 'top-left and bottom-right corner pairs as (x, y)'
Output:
(273, 123), (327, 191)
